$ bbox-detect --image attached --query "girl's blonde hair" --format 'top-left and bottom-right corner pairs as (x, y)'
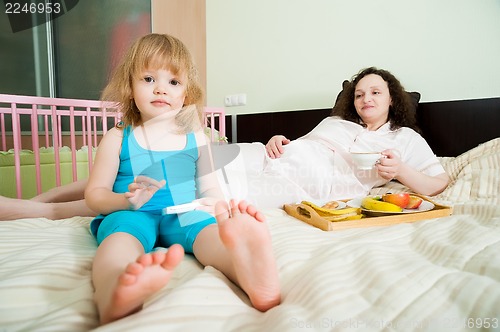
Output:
(101, 33), (204, 132)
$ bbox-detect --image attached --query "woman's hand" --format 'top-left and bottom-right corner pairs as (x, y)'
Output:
(377, 149), (450, 196)
(265, 135), (291, 159)
(193, 197), (219, 215)
(376, 149), (402, 180)
(125, 176), (166, 210)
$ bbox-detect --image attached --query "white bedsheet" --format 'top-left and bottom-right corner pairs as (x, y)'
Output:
(1, 138), (499, 332)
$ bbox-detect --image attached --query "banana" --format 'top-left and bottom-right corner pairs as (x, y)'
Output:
(301, 201), (360, 216)
(323, 213), (363, 222)
(361, 197), (403, 212)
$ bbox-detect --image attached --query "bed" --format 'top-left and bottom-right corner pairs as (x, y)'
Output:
(1, 94), (499, 331)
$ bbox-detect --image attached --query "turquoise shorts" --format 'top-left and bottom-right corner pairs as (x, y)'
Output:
(90, 209), (216, 253)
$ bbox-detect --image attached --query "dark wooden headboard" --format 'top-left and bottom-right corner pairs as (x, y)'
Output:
(416, 98), (500, 157)
(231, 97), (500, 157)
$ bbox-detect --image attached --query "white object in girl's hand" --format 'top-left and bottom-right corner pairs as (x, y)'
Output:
(162, 202), (200, 215)
(350, 152), (383, 170)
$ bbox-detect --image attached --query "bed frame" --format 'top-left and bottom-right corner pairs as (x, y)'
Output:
(416, 97), (500, 157)
(1, 96), (499, 331)
(0, 94), (225, 199)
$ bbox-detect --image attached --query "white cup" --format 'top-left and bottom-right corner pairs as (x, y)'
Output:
(350, 152), (383, 170)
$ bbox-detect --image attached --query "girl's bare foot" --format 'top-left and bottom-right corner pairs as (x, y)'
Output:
(100, 244), (184, 324)
(214, 200), (281, 311)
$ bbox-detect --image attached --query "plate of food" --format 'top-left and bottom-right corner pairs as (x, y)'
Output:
(347, 194), (434, 216)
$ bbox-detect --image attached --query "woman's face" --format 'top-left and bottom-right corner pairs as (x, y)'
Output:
(353, 74), (392, 130)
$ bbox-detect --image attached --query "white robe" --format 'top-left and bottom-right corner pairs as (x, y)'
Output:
(218, 117), (445, 209)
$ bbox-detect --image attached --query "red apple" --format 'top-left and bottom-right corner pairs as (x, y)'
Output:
(382, 193), (410, 208)
(407, 195), (423, 209)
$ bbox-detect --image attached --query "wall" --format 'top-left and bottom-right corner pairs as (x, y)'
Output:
(151, 0), (206, 101)
(206, 0), (500, 115)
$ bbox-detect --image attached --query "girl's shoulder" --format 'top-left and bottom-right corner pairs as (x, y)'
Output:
(192, 129), (210, 146)
(103, 125), (125, 138)
(95, 126), (124, 152)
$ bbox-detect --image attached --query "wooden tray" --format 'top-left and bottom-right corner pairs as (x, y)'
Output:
(283, 195), (453, 231)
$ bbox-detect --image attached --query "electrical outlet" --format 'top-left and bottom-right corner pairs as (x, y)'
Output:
(224, 96), (232, 106)
(224, 94), (247, 107)
(238, 94), (247, 105)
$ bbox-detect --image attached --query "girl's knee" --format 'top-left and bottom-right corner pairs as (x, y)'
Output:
(94, 211), (158, 252)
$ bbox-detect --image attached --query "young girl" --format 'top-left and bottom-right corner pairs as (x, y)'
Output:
(84, 33), (280, 325)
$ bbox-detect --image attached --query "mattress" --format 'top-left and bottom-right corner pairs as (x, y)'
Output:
(0, 146), (94, 198)
(0, 138), (499, 331)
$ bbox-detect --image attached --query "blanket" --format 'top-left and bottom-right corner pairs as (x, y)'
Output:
(0, 138), (499, 331)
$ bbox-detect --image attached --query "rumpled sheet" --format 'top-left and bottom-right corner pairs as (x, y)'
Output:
(0, 138), (499, 332)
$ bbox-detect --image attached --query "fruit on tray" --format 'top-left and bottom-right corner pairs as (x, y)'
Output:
(322, 201), (339, 209)
(301, 201), (361, 222)
(322, 212), (363, 222)
(381, 193), (424, 209)
(407, 195), (423, 209)
(381, 193), (410, 208)
(301, 201), (359, 216)
(361, 197), (403, 212)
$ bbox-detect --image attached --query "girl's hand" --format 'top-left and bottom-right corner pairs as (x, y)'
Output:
(376, 149), (402, 180)
(125, 176), (166, 210)
(265, 135), (291, 159)
(193, 197), (219, 215)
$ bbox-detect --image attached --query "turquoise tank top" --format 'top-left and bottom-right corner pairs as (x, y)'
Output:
(113, 126), (198, 212)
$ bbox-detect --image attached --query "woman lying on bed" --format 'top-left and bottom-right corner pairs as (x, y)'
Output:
(0, 67), (449, 220)
(247, 66), (450, 207)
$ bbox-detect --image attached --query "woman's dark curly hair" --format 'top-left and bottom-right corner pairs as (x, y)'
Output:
(331, 67), (418, 132)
